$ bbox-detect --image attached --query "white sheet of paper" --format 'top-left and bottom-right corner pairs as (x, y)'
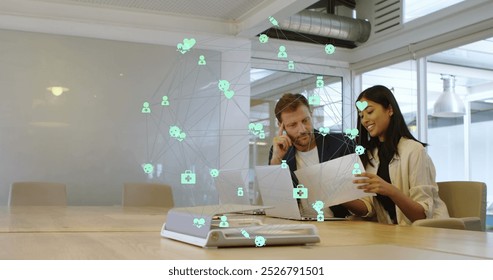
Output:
(294, 153), (375, 207)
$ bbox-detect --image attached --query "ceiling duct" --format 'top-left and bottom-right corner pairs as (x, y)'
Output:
(277, 10), (371, 43)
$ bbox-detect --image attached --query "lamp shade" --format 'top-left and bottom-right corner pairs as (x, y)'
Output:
(433, 75), (465, 118)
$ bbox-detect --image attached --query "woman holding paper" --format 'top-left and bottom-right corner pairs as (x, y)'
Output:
(343, 85), (449, 225)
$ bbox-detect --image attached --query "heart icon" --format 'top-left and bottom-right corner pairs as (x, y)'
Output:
(177, 132), (186, 141)
(183, 38), (196, 50)
(345, 128), (359, 140)
(319, 127), (330, 136)
(224, 89), (235, 99)
(193, 218), (205, 228)
(356, 101), (368, 111)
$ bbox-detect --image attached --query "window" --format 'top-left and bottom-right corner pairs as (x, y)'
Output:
(404, 0), (465, 23)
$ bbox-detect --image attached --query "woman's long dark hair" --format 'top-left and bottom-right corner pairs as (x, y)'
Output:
(356, 85), (426, 167)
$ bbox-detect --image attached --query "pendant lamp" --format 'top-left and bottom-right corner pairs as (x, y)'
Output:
(433, 74), (465, 118)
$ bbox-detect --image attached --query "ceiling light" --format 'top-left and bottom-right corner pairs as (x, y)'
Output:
(47, 86), (69, 96)
(433, 74), (465, 118)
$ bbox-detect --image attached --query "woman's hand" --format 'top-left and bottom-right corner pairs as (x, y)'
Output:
(353, 172), (397, 198)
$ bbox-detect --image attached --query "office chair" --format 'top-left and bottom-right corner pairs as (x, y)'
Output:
(122, 183), (174, 207)
(9, 182), (67, 206)
(413, 181), (487, 231)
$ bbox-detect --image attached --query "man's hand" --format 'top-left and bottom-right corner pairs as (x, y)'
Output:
(270, 123), (292, 165)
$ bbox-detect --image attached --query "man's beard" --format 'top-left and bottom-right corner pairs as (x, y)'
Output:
(291, 132), (314, 150)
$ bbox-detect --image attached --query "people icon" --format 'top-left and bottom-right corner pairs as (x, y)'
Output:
(198, 55), (206, 65)
(219, 215), (229, 228)
(316, 76), (324, 88)
(161, 96), (169, 106)
(288, 60), (294, 70)
(277, 45), (287, 58)
(352, 163), (362, 175)
(141, 102), (151, 113)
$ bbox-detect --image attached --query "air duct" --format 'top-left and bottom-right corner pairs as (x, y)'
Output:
(278, 10), (371, 43)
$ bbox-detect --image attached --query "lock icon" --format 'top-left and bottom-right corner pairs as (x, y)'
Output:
(281, 160), (288, 169)
(237, 187), (244, 197)
(292, 184), (308, 199)
(288, 60), (294, 70)
(316, 76), (324, 88)
(317, 213), (324, 222)
(181, 170), (196, 184)
(308, 94), (320, 106)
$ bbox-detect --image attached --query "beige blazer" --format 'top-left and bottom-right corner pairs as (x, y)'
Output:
(360, 137), (449, 225)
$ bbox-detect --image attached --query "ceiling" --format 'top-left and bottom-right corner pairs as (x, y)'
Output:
(0, 0), (319, 42)
(40, 0), (267, 21)
(2, 0), (493, 116)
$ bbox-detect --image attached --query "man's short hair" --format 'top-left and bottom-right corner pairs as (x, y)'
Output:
(274, 93), (311, 123)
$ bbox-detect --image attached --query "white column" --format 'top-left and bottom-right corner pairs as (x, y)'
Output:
(464, 101), (471, 179)
(417, 57), (428, 143)
(219, 40), (251, 173)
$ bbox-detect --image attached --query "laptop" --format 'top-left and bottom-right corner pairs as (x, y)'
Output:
(214, 169), (251, 205)
(255, 165), (346, 221)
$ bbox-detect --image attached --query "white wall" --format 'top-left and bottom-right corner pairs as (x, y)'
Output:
(0, 29), (252, 206)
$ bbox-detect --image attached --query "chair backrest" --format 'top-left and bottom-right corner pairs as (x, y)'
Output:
(9, 182), (67, 206)
(122, 183), (174, 207)
(437, 181), (487, 231)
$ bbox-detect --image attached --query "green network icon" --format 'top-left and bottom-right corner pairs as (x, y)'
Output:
(143, 163), (153, 174)
(141, 102), (151, 113)
(198, 55), (206, 65)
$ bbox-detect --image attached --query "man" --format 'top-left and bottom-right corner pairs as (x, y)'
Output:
(269, 93), (354, 218)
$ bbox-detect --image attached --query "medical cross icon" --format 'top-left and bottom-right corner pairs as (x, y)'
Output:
(181, 170), (196, 184)
(293, 184), (308, 199)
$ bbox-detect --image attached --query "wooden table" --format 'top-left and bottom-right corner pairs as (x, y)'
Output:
(0, 206), (492, 260)
(0, 206), (168, 233)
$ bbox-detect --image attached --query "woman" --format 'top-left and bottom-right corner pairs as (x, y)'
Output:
(343, 85), (449, 225)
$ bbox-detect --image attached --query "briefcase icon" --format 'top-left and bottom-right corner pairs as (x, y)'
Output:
(293, 184), (308, 199)
(181, 170), (196, 184)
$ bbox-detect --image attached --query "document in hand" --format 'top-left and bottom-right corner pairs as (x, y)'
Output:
(294, 153), (375, 207)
